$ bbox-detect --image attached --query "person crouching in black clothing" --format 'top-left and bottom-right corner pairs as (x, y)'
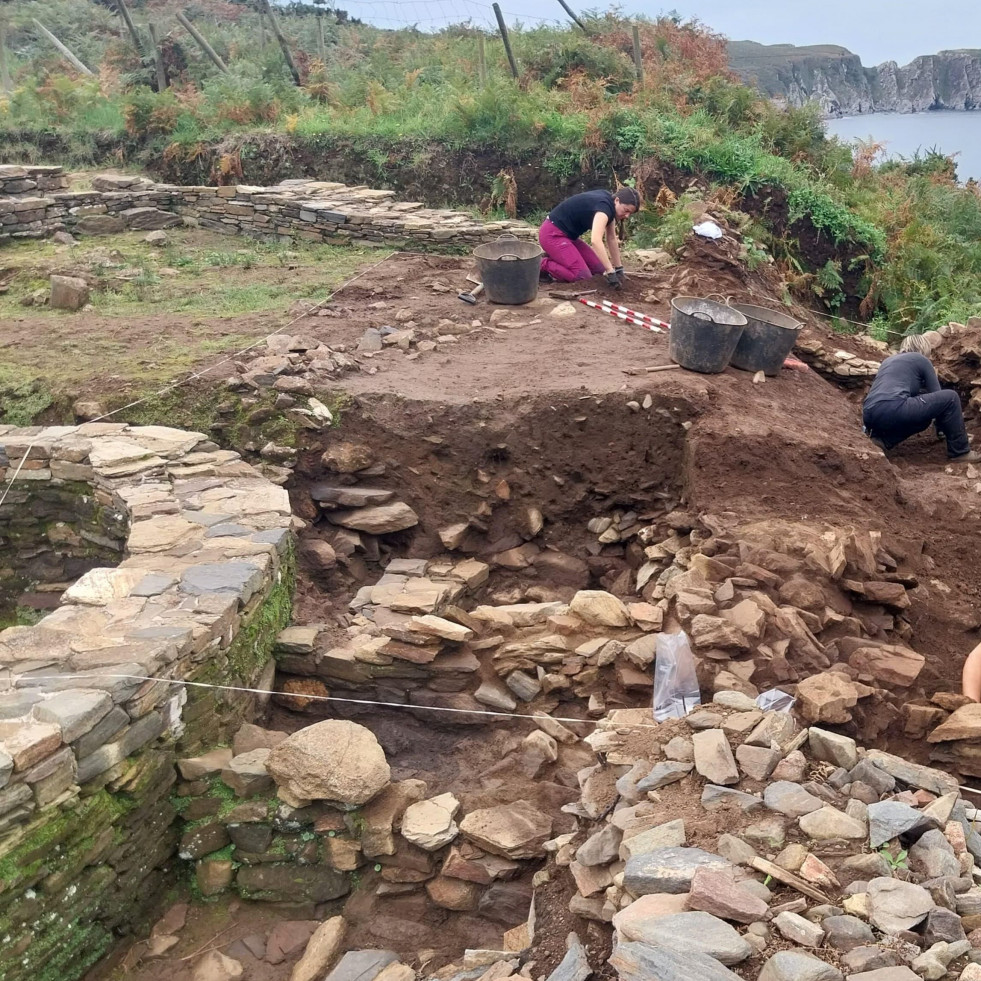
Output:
(862, 333), (979, 463)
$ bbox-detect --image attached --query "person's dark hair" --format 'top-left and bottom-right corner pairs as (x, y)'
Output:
(614, 187), (641, 209)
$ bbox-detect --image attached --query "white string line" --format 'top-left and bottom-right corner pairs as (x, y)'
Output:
(0, 248), (402, 513)
(21, 672), (622, 728)
(19, 671), (981, 797)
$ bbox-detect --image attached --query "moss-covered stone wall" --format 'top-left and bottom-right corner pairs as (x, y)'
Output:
(0, 423), (296, 981)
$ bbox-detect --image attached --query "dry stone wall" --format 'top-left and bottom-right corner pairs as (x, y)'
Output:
(0, 423), (295, 981)
(0, 167), (534, 250)
(0, 165), (70, 196)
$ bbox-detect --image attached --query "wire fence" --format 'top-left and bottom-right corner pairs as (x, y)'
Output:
(327, 0), (570, 31)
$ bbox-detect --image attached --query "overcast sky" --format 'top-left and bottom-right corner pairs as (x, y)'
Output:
(339, 0), (979, 66)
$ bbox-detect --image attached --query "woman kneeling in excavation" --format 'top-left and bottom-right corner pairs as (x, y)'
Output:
(539, 187), (640, 286)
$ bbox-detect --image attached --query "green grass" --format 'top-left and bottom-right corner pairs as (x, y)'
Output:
(0, 231), (371, 423)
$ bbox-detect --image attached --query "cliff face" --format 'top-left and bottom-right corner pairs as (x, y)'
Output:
(728, 42), (981, 114)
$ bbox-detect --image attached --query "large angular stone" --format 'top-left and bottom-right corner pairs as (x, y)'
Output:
(637, 761), (692, 791)
(866, 877), (935, 934)
(822, 915), (876, 951)
(692, 729), (739, 786)
(76, 214), (125, 235)
(221, 749), (273, 797)
(624, 846), (731, 896)
(797, 672), (865, 724)
(121, 206), (181, 230)
(808, 728), (858, 769)
(321, 441), (376, 473)
(180, 562), (265, 603)
(701, 785), (762, 812)
(613, 911), (750, 964)
(267, 720), (390, 806)
(288, 917), (347, 981)
(568, 590), (631, 627)
(867, 800), (934, 849)
(401, 793), (460, 851)
(459, 800), (552, 859)
(927, 703), (981, 743)
(847, 644), (924, 687)
(620, 820), (686, 859)
(764, 781), (824, 818)
(323, 949), (399, 981)
(688, 866), (769, 923)
(613, 894), (690, 940)
(311, 484), (395, 507)
(610, 941), (743, 981)
(576, 823), (622, 866)
(758, 950), (843, 981)
(328, 502), (419, 534)
(909, 829), (960, 878)
(689, 615), (750, 651)
(735, 744), (781, 781)
(545, 933), (590, 981)
(799, 806), (866, 841)
(31, 689), (112, 742)
(864, 751), (959, 796)
(773, 911), (824, 946)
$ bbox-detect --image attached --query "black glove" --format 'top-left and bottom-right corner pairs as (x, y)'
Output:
(614, 266), (625, 283)
(605, 271), (621, 289)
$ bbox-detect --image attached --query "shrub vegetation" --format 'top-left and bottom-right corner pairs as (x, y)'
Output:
(1, 0), (979, 332)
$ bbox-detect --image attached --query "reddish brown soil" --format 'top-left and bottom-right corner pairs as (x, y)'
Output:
(86, 248), (981, 981)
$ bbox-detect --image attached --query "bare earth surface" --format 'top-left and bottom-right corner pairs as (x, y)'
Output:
(9, 240), (970, 981)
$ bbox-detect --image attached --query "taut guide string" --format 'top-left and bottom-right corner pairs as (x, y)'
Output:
(18, 672), (981, 799)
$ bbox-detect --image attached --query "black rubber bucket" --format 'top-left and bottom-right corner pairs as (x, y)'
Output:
(668, 296), (748, 373)
(730, 303), (804, 376)
(473, 235), (544, 305)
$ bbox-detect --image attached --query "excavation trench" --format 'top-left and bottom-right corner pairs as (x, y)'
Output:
(207, 387), (981, 974)
(261, 392), (694, 968)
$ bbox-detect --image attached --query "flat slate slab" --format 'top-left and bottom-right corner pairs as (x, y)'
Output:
(610, 941), (743, 981)
(624, 846), (732, 895)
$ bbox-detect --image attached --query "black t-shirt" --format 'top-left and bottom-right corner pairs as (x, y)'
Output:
(548, 190), (616, 240)
(864, 352), (941, 407)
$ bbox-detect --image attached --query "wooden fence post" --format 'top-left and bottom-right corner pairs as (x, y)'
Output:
(631, 24), (644, 88)
(477, 34), (487, 88)
(148, 22), (168, 90)
(316, 13), (326, 64)
(492, 3), (518, 80)
(556, 0), (589, 34)
(32, 20), (95, 76)
(260, 0), (301, 86)
(114, 0), (146, 55)
(175, 11), (229, 73)
(258, 9), (266, 50)
(0, 21), (12, 94)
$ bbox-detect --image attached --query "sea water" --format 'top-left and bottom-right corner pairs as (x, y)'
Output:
(826, 109), (981, 182)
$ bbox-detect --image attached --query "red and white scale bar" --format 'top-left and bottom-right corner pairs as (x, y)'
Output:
(579, 297), (669, 333)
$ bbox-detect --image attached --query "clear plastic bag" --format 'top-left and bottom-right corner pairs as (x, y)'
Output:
(652, 631), (702, 721)
(755, 689), (796, 713)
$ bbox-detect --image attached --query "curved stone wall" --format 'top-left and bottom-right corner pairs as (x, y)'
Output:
(0, 423), (294, 981)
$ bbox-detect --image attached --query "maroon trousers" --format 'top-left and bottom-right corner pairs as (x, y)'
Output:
(539, 218), (606, 282)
